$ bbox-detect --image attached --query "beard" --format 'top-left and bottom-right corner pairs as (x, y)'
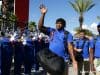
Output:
(56, 27), (64, 31)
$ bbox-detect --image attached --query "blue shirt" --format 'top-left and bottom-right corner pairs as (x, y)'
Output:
(25, 37), (34, 46)
(94, 35), (100, 58)
(74, 38), (94, 58)
(0, 37), (11, 48)
(0, 37), (13, 57)
(47, 28), (73, 60)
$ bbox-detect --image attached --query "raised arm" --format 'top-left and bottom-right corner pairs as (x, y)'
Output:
(38, 5), (48, 33)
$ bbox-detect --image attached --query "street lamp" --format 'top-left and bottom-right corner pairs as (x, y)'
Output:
(0, 0), (2, 31)
(1, 0), (8, 32)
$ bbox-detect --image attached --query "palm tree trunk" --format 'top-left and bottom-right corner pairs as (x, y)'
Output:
(79, 14), (84, 30)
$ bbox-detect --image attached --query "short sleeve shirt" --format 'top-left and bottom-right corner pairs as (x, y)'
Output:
(46, 27), (73, 59)
(74, 38), (94, 58)
(94, 36), (100, 58)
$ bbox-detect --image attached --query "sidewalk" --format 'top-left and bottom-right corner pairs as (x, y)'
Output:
(33, 66), (95, 75)
(10, 63), (95, 75)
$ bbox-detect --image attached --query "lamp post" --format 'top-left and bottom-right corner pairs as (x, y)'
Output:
(2, 0), (9, 32)
(0, 0), (2, 31)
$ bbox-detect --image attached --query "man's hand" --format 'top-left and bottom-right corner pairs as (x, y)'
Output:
(90, 64), (96, 75)
(90, 64), (96, 72)
(40, 4), (47, 14)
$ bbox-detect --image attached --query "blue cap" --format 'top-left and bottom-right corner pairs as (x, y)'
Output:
(97, 22), (100, 28)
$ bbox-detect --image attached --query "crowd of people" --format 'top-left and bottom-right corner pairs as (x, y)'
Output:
(0, 5), (100, 75)
(0, 30), (49, 75)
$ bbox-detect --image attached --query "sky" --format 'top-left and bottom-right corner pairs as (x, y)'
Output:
(29, 0), (100, 35)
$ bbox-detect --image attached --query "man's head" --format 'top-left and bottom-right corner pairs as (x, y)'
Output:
(97, 23), (100, 34)
(56, 18), (66, 30)
(79, 30), (85, 39)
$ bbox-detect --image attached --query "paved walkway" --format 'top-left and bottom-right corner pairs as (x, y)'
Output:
(10, 64), (95, 75)
(33, 66), (95, 75)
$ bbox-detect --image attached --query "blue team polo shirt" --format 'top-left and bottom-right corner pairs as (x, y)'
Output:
(0, 37), (11, 49)
(94, 36), (100, 58)
(47, 28), (73, 60)
(0, 37), (13, 56)
(1, 37), (10, 43)
(74, 38), (94, 58)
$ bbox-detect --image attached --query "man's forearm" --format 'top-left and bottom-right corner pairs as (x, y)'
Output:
(38, 13), (45, 30)
(89, 48), (94, 65)
(89, 48), (95, 71)
(68, 43), (76, 62)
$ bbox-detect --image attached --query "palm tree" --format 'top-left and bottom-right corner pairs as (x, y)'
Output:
(28, 21), (37, 32)
(69, 0), (95, 30)
(8, 12), (17, 32)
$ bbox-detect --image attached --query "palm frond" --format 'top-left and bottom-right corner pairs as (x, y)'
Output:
(76, 0), (84, 13)
(84, 0), (92, 11)
(82, 0), (87, 12)
(81, 0), (84, 13)
(69, 1), (80, 13)
(87, 4), (95, 11)
(69, 0), (95, 30)
(75, 0), (82, 13)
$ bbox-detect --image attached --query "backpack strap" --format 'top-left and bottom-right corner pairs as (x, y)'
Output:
(82, 37), (89, 49)
(64, 31), (69, 41)
(49, 29), (56, 41)
(94, 35), (99, 49)
(94, 35), (99, 43)
(75, 37), (89, 54)
(64, 30), (69, 54)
